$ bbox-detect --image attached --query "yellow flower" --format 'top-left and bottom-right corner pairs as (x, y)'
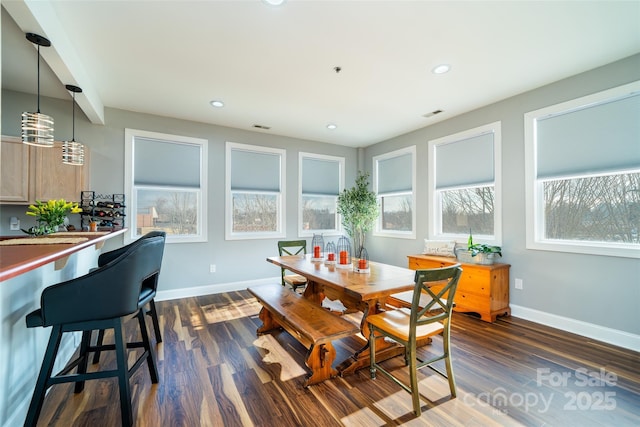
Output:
(25, 199), (82, 227)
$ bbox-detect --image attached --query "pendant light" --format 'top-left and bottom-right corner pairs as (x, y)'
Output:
(22, 33), (55, 147)
(62, 85), (85, 165)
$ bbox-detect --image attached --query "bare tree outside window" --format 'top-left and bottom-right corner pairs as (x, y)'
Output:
(136, 189), (198, 236)
(232, 192), (278, 232)
(544, 172), (639, 243)
(381, 194), (412, 231)
(302, 195), (336, 231)
(441, 186), (494, 235)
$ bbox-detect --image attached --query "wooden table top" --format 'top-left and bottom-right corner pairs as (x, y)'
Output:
(267, 255), (416, 302)
(0, 229), (127, 282)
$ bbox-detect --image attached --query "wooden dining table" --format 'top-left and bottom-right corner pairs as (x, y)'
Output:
(266, 254), (418, 377)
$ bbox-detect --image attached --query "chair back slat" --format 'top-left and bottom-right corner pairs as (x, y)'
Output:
(412, 265), (462, 328)
(278, 240), (307, 256)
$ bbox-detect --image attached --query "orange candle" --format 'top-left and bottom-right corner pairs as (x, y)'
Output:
(327, 253), (335, 261)
(314, 245), (321, 258)
(339, 250), (347, 264)
(358, 259), (366, 269)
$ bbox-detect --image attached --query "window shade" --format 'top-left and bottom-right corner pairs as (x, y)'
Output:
(435, 132), (494, 189)
(377, 153), (412, 194)
(231, 149), (280, 192)
(537, 93), (640, 179)
(302, 158), (340, 195)
(134, 138), (200, 187)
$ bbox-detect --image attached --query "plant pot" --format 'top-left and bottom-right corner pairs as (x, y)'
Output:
(455, 249), (497, 265)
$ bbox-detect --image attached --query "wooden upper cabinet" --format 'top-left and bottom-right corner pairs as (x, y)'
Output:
(1, 136), (90, 204)
(0, 136), (30, 203)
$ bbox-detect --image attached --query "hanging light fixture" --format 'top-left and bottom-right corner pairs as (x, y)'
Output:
(22, 33), (54, 147)
(62, 85), (85, 165)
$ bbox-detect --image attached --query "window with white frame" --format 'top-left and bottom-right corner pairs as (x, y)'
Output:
(525, 81), (640, 258)
(374, 146), (416, 238)
(299, 153), (344, 237)
(428, 122), (502, 243)
(226, 142), (285, 240)
(124, 129), (208, 243)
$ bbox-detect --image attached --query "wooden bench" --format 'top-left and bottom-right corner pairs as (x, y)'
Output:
(248, 284), (360, 387)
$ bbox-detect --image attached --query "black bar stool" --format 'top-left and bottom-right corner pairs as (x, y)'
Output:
(24, 235), (165, 427)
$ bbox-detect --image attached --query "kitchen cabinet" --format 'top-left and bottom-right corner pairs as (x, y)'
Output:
(1, 136), (89, 204)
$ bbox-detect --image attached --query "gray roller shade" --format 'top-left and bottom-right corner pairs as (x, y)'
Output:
(302, 158), (340, 195)
(378, 153), (412, 194)
(231, 148), (281, 192)
(435, 132), (494, 189)
(134, 137), (200, 187)
(537, 93), (640, 179)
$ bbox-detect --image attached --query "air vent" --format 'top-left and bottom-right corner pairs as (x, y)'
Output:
(422, 110), (443, 118)
(253, 124), (271, 130)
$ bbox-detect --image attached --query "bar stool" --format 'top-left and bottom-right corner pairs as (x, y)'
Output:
(24, 235), (165, 427)
(92, 231), (166, 364)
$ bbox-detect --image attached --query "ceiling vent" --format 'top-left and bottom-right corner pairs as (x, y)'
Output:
(253, 124), (271, 130)
(422, 110), (443, 118)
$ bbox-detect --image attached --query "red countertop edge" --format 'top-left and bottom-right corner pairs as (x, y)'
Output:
(0, 228), (127, 282)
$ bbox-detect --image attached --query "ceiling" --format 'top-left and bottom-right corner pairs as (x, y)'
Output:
(3, 0), (640, 148)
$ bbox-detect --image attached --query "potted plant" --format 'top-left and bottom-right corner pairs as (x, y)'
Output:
(456, 231), (502, 265)
(23, 199), (82, 235)
(337, 171), (379, 258)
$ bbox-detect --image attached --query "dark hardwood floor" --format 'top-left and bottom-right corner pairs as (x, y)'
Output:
(35, 290), (640, 426)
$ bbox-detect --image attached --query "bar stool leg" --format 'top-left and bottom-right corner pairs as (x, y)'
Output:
(24, 325), (63, 427)
(148, 299), (162, 343)
(92, 328), (106, 364)
(113, 318), (133, 427)
(74, 331), (92, 393)
(137, 308), (159, 383)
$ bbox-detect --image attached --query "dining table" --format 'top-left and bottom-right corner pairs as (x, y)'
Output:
(266, 254), (420, 377)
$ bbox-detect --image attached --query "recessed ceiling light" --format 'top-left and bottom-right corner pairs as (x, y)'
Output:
(210, 100), (224, 108)
(327, 123), (337, 130)
(263, 0), (286, 6)
(432, 64), (451, 74)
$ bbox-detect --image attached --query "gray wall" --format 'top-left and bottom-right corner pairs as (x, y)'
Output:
(1, 89), (358, 292)
(2, 54), (638, 344)
(362, 54), (640, 337)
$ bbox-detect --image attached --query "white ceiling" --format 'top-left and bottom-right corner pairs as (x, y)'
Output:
(3, 0), (640, 148)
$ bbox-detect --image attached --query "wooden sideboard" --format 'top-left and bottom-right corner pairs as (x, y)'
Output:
(406, 254), (510, 323)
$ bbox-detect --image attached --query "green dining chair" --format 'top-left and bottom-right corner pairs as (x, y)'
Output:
(367, 264), (462, 416)
(277, 240), (308, 292)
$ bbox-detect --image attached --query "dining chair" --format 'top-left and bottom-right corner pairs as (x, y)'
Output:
(277, 240), (308, 292)
(367, 264), (462, 416)
(92, 231), (166, 364)
(24, 235), (164, 427)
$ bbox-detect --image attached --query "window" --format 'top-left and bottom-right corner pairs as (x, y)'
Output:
(226, 142), (285, 240)
(124, 129), (208, 243)
(428, 122), (502, 243)
(525, 81), (640, 258)
(299, 153), (344, 237)
(373, 146), (416, 238)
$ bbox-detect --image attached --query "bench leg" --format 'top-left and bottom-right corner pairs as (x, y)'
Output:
(256, 307), (281, 334)
(303, 342), (338, 387)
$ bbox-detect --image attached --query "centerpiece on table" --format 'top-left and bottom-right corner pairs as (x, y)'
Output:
(337, 170), (379, 259)
(23, 199), (82, 236)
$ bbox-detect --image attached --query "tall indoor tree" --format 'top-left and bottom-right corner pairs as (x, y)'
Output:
(337, 171), (379, 258)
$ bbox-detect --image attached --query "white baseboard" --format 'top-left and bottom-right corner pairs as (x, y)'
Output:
(510, 304), (640, 352)
(156, 276), (279, 301)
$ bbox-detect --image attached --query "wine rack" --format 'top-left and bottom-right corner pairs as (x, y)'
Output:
(80, 191), (125, 230)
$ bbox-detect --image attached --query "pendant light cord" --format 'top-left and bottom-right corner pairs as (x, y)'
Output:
(36, 44), (41, 113)
(72, 91), (76, 141)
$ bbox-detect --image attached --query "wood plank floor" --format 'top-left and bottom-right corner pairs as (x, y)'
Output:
(34, 290), (640, 426)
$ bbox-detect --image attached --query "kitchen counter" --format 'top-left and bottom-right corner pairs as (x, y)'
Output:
(0, 229), (127, 282)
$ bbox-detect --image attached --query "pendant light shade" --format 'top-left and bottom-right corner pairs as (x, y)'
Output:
(62, 85), (85, 165)
(22, 33), (54, 147)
